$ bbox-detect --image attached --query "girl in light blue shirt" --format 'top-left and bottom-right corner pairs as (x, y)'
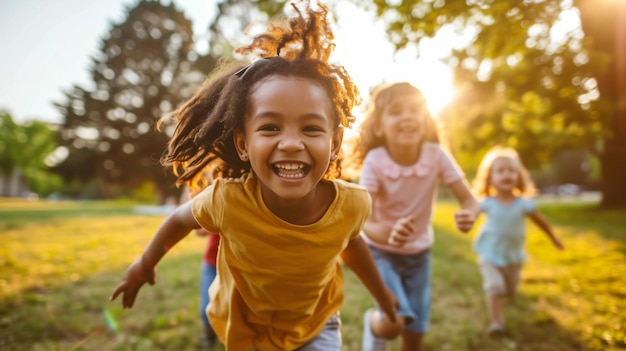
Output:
(472, 146), (563, 336)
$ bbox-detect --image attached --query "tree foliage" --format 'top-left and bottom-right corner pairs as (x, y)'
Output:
(206, 0), (289, 58)
(362, 0), (607, 173)
(54, 0), (210, 201)
(0, 110), (58, 196)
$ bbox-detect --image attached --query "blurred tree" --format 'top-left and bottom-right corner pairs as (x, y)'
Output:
(361, 0), (624, 207)
(577, 0), (626, 207)
(0, 111), (58, 197)
(54, 0), (211, 202)
(53, 0), (289, 202)
(206, 0), (289, 58)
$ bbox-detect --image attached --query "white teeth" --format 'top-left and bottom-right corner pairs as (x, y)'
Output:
(274, 163), (306, 178)
(278, 171), (305, 178)
(275, 163), (304, 170)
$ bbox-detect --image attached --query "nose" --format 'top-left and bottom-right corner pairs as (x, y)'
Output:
(277, 130), (304, 152)
(406, 110), (426, 122)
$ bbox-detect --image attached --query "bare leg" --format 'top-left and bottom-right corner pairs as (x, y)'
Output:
(400, 330), (424, 351)
(486, 293), (509, 336)
(486, 293), (505, 327)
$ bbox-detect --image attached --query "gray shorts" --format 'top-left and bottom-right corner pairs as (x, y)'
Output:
(294, 313), (341, 351)
(478, 258), (522, 297)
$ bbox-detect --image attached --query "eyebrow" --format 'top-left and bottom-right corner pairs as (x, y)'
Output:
(253, 112), (330, 123)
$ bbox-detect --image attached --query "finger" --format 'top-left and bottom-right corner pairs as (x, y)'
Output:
(394, 230), (408, 239)
(402, 220), (415, 232)
(109, 282), (127, 302)
(387, 236), (401, 246)
(122, 288), (137, 309)
(454, 213), (471, 222)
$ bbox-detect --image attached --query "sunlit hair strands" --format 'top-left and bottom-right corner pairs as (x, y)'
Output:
(157, 1), (360, 188)
(472, 146), (537, 198)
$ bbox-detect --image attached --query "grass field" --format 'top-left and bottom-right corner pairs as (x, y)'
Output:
(0, 197), (625, 350)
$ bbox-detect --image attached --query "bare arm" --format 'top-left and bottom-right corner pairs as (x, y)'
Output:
(528, 210), (564, 250)
(448, 179), (480, 233)
(341, 237), (398, 323)
(362, 221), (392, 244)
(110, 201), (201, 308)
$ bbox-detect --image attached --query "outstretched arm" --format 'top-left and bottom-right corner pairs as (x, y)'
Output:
(528, 210), (564, 250)
(341, 237), (398, 323)
(110, 201), (201, 308)
(448, 179), (480, 233)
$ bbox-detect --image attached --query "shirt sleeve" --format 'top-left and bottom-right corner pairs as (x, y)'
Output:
(191, 181), (223, 233)
(358, 152), (379, 195)
(350, 186), (372, 241)
(523, 198), (537, 213)
(437, 146), (465, 184)
(479, 198), (490, 212)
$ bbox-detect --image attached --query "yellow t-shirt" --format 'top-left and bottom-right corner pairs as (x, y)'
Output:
(191, 172), (371, 351)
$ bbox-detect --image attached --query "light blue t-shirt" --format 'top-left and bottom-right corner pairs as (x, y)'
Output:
(473, 197), (536, 266)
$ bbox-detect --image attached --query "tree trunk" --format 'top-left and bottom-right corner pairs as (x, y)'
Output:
(578, 0), (626, 207)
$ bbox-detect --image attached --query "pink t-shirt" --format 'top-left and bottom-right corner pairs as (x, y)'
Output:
(359, 143), (464, 254)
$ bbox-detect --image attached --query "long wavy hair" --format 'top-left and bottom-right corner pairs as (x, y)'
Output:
(157, 1), (360, 190)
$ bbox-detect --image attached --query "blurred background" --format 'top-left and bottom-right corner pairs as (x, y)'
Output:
(1, 0), (624, 207)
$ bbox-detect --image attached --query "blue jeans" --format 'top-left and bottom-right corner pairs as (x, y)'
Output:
(200, 261), (217, 329)
(369, 246), (432, 332)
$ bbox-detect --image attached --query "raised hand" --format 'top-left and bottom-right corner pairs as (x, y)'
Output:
(387, 216), (414, 247)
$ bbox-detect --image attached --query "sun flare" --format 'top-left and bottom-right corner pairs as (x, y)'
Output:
(332, 3), (456, 120)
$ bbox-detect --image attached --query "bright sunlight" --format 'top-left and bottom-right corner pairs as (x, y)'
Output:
(331, 3), (456, 119)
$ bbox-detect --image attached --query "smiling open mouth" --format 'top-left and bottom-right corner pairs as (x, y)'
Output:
(274, 163), (307, 179)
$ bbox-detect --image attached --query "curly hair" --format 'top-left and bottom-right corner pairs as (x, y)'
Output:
(471, 146), (537, 198)
(349, 82), (440, 169)
(157, 1), (360, 188)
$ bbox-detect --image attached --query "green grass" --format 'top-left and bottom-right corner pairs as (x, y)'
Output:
(1, 197), (625, 350)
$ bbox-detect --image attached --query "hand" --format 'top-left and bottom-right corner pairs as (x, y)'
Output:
(454, 209), (476, 233)
(387, 217), (414, 247)
(109, 257), (155, 308)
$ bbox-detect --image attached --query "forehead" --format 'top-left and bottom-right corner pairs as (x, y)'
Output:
(492, 156), (518, 168)
(384, 91), (426, 108)
(249, 76), (332, 118)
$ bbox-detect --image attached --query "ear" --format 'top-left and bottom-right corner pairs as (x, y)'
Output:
(331, 127), (344, 161)
(233, 130), (248, 162)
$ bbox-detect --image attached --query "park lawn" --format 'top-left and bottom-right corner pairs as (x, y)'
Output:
(0, 197), (624, 350)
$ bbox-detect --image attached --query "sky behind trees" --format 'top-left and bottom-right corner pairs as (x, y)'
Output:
(0, 0), (212, 124)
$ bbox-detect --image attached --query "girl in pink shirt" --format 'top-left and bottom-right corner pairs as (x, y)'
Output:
(351, 82), (479, 351)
